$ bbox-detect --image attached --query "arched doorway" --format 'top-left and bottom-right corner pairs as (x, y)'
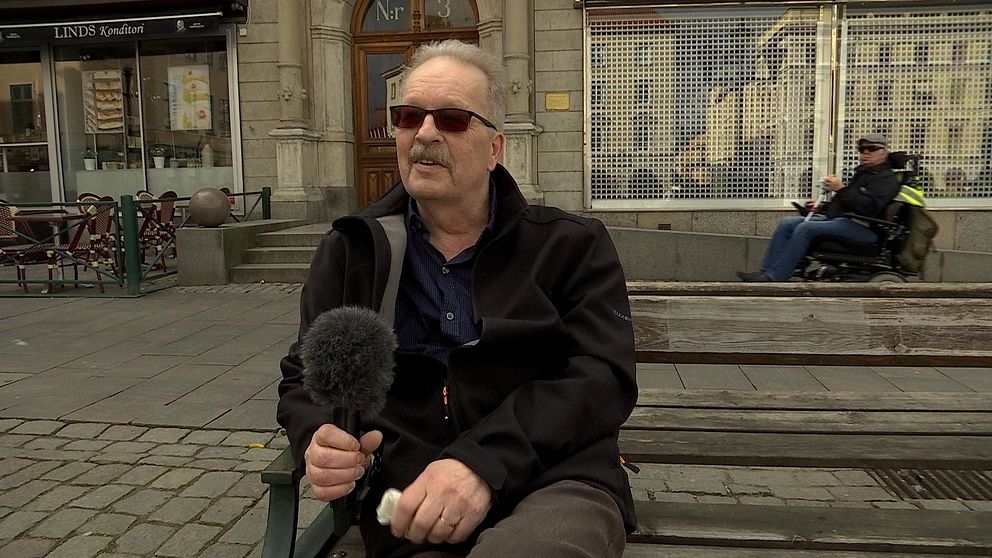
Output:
(352, 0), (480, 207)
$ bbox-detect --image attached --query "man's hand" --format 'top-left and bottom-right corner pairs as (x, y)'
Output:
(304, 424), (382, 502)
(389, 459), (492, 545)
(823, 175), (844, 192)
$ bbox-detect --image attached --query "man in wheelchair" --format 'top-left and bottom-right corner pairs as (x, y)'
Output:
(737, 133), (901, 282)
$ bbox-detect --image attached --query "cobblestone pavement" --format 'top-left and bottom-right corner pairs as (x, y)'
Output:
(0, 419), (298, 557)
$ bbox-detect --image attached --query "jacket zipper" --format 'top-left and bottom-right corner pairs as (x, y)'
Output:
(442, 383), (451, 423)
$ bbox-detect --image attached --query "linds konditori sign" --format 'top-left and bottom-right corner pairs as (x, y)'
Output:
(0, 12), (220, 43)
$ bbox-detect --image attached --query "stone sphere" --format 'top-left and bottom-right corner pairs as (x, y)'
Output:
(189, 188), (230, 227)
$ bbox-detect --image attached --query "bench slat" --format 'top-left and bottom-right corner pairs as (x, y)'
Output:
(619, 431), (992, 469)
(635, 389), (992, 411)
(630, 296), (992, 363)
(625, 408), (992, 435)
(624, 543), (979, 557)
(631, 501), (992, 554)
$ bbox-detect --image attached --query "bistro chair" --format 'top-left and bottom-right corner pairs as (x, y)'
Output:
(1, 198), (51, 292)
(135, 189), (163, 268)
(3, 197), (87, 293)
(157, 190), (179, 259)
(134, 189), (178, 270)
(220, 187), (241, 222)
(66, 194), (117, 292)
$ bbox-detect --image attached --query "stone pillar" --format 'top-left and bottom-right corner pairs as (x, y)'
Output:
(270, 0), (326, 222)
(501, 0), (542, 203)
(310, 0), (358, 219)
(277, 0), (307, 127)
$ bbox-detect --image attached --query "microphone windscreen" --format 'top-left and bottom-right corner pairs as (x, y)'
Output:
(301, 306), (397, 418)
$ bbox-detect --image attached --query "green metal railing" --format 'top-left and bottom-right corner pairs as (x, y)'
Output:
(1, 187), (271, 296)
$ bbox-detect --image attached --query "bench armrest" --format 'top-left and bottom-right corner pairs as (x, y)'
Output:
(260, 445), (353, 558)
(261, 445), (301, 486)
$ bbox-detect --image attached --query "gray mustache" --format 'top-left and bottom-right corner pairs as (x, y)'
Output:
(408, 144), (452, 169)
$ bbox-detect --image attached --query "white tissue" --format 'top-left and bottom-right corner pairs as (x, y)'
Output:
(376, 488), (402, 525)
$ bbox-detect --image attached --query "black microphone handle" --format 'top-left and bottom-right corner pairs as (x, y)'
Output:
(332, 406), (359, 438)
(329, 406), (360, 535)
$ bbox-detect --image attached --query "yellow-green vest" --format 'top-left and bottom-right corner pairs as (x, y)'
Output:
(897, 175), (926, 207)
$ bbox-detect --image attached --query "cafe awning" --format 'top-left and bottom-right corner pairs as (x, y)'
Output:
(0, 0), (247, 43)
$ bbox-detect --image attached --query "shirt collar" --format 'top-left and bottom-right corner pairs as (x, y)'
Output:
(406, 177), (498, 236)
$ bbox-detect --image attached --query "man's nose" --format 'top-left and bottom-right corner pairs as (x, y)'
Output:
(415, 114), (442, 141)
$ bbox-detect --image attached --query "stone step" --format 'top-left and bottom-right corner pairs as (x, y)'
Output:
(230, 263), (310, 284)
(242, 246), (317, 264)
(254, 230), (326, 247)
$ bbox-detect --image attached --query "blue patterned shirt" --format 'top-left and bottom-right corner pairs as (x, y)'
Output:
(394, 183), (497, 365)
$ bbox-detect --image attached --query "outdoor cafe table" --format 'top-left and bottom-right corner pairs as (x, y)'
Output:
(11, 211), (89, 292)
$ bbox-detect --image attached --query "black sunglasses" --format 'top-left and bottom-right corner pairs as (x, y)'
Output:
(858, 145), (884, 153)
(390, 105), (498, 133)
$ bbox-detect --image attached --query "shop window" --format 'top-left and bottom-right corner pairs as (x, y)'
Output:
(9, 84), (35, 133)
(139, 38), (234, 196)
(1, 50), (52, 204)
(53, 38), (234, 202)
(54, 43), (141, 202)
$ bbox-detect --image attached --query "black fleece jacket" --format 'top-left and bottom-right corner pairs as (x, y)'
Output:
(823, 162), (900, 219)
(277, 165), (638, 557)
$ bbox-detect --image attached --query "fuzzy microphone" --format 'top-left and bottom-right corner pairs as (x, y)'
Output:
(301, 306), (397, 535)
(301, 306), (397, 435)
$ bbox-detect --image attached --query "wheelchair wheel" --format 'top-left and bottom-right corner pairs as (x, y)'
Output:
(867, 272), (907, 283)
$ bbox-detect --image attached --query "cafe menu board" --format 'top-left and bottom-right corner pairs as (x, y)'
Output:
(82, 69), (125, 134)
(168, 65), (211, 131)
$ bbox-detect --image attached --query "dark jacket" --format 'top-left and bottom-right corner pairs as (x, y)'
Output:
(823, 162), (900, 219)
(277, 164), (638, 557)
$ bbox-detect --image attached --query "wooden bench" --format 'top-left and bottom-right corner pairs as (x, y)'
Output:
(262, 288), (992, 557)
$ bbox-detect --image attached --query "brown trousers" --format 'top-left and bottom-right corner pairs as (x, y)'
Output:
(411, 480), (626, 558)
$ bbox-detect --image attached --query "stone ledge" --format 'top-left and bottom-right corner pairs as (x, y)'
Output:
(176, 219), (303, 286)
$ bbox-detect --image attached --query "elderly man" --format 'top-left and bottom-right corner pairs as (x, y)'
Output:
(737, 133), (901, 282)
(278, 40), (637, 557)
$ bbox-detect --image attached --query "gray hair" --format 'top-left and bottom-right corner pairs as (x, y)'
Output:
(402, 39), (507, 132)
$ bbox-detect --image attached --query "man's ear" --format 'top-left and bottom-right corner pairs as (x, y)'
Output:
(488, 132), (506, 171)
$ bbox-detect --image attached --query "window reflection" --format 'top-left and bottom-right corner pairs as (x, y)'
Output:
(0, 50), (52, 204)
(140, 38), (234, 196)
(54, 43), (141, 202)
(423, 0), (475, 29)
(367, 53), (406, 140)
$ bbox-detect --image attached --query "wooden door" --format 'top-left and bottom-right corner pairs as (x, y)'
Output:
(352, 0), (480, 207)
